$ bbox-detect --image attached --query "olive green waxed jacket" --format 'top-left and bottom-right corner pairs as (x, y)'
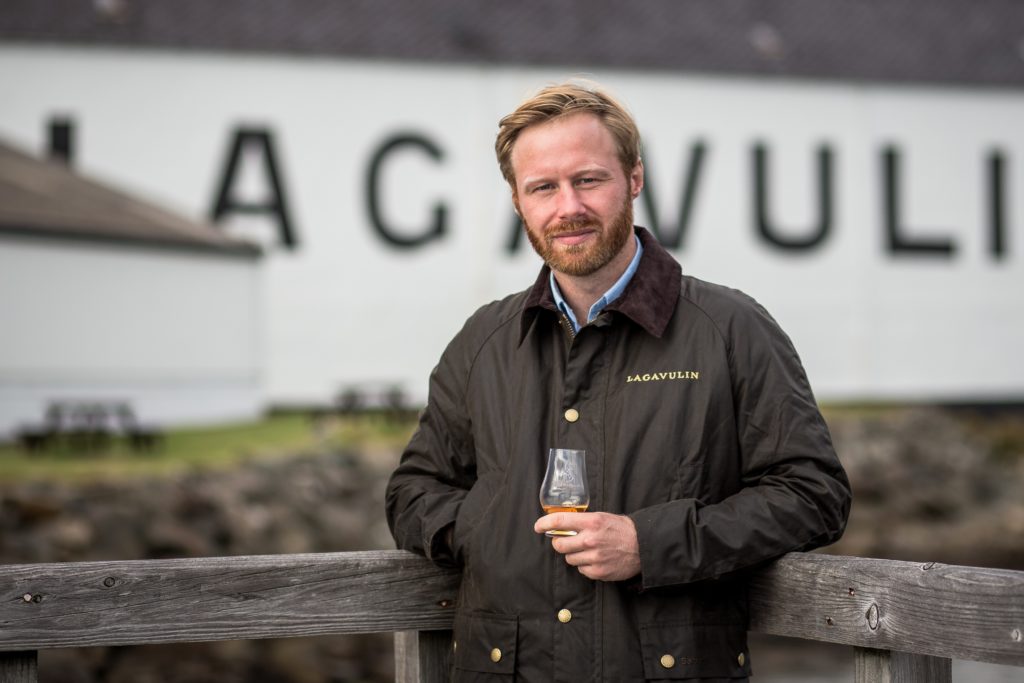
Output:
(386, 227), (851, 682)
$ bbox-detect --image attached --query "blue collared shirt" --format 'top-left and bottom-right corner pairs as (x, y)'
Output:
(550, 234), (644, 333)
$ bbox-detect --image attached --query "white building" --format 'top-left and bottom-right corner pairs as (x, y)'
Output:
(0, 141), (263, 440)
(1, 0), (1022, 414)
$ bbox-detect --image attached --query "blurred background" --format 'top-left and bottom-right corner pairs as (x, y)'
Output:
(0, 1), (1022, 681)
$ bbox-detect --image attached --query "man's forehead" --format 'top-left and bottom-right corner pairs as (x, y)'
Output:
(514, 111), (606, 144)
(510, 113), (617, 171)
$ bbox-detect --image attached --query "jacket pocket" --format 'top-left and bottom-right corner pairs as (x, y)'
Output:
(639, 621), (751, 679)
(451, 474), (502, 566)
(452, 610), (518, 679)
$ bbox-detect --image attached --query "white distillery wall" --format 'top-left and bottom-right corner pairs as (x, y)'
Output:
(0, 236), (263, 437)
(1, 46), (1022, 404)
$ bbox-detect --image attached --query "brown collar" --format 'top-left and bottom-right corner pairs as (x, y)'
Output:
(519, 227), (682, 342)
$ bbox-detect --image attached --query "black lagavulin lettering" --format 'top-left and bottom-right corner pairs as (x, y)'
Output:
(753, 142), (833, 251)
(366, 133), (447, 249)
(210, 128), (298, 250)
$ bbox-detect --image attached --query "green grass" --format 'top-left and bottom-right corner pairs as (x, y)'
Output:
(0, 412), (417, 483)
(7, 404), (1017, 483)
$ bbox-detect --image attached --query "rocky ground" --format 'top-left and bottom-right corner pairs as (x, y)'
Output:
(826, 406), (1024, 569)
(1, 448), (399, 683)
(1, 406), (1021, 682)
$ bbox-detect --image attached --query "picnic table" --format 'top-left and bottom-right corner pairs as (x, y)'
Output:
(16, 400), (163, 453)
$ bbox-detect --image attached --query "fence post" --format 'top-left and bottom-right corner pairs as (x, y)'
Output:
(0, 651), (37, 683)
(854, 647), (952, 683)
(395, 630), (452, 683)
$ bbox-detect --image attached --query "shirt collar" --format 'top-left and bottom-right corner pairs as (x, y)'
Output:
(520, 227), (682, 343)
(549, 233), (643, 333)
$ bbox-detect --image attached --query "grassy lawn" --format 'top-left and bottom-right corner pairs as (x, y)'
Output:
(0, 412), (418, 483)
(4, 404), (1017, 484)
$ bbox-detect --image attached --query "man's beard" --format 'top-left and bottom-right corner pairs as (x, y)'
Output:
(524, 199), (634, 277)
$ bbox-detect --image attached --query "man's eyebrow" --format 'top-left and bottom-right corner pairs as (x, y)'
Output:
(575, 167), (613, 177)
(522, 166), (612, 185)
(520, 174), (554, 187)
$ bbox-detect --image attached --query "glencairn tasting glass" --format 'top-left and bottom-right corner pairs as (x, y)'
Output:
(539, 448), (589, 537)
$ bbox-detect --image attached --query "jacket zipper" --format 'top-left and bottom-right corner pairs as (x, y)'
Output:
(558, 314), (577, 345)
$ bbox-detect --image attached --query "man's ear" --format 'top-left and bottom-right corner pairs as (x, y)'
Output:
(630, 159), (645, 199)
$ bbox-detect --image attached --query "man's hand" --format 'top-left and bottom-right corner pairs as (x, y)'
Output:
(534, 512), (641, 581)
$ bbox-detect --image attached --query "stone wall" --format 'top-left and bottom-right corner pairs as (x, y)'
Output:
(1, 449), (398, 683)
(826, 407), (1024, 569)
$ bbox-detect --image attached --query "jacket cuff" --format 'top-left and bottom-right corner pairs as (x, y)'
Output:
(424, 505), (462, 568)
(628, 499), (700, 590)
(629, 508), (657, 589)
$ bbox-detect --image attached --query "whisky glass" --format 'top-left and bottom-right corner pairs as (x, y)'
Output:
(539, 448), (589, 537)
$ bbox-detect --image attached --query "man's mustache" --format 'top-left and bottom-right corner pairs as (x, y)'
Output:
(545, 219), (599, 238)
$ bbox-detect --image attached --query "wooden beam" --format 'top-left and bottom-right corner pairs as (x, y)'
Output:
(0, 551), (459, 650)
(748, 553), (1024, 667)
(395, 630), (453, 683)
(854, 647), (951, 683)
(0, 549), (1021, 674)
(0, 651), (37, 683)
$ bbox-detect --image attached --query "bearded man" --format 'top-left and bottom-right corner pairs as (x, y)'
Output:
(386, 80), (851, 682)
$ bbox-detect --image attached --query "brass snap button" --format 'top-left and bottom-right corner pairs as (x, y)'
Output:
(738, 652), (746, 666)
(490, 648), (502, 663)
(564, 408), (579, 423)
(557, 609), (572, 623)
(660, 654), (675, 669)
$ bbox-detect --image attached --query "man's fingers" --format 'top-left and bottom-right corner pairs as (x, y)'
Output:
(533, 512), (589, 535)
(536, 512), (642, 582)
(550, 533), (589, 555)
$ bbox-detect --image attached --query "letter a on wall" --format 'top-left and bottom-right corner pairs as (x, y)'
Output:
(210, 128), (298, 250)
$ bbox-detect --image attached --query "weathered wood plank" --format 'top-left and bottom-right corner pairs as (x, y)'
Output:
(854, 647), (951, 683)
(748, 553), (1024, 667)
(0, 550), (458, 650)
(0, 651), (37, 683)
(0, 549), (1021, 674)
(395, 630), (452, 683)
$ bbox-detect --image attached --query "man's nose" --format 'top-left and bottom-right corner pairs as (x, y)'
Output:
(555, 186), (585, 219)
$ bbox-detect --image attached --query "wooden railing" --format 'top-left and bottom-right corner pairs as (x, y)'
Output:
(0, 551), (1021, 682)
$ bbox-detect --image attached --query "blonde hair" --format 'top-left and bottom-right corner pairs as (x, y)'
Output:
(495, 80), (642, 187)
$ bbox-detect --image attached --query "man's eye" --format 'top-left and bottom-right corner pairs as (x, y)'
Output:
(532, 183), (554, 193)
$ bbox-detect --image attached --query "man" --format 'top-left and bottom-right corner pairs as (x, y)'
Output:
(386, 81), (851, 682)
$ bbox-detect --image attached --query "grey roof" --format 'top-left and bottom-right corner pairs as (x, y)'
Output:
(1, 0), (1023, 88)
(0, 141), (260, 257)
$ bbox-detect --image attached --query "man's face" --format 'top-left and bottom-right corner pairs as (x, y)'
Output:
(510, 112), (643, 278)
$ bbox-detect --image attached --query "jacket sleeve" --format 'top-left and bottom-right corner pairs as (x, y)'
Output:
(385, 330), (478, 568)
(629, 296), (852, 589)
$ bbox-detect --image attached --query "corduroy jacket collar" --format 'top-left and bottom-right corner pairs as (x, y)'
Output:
(519, 226), (682, 342)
